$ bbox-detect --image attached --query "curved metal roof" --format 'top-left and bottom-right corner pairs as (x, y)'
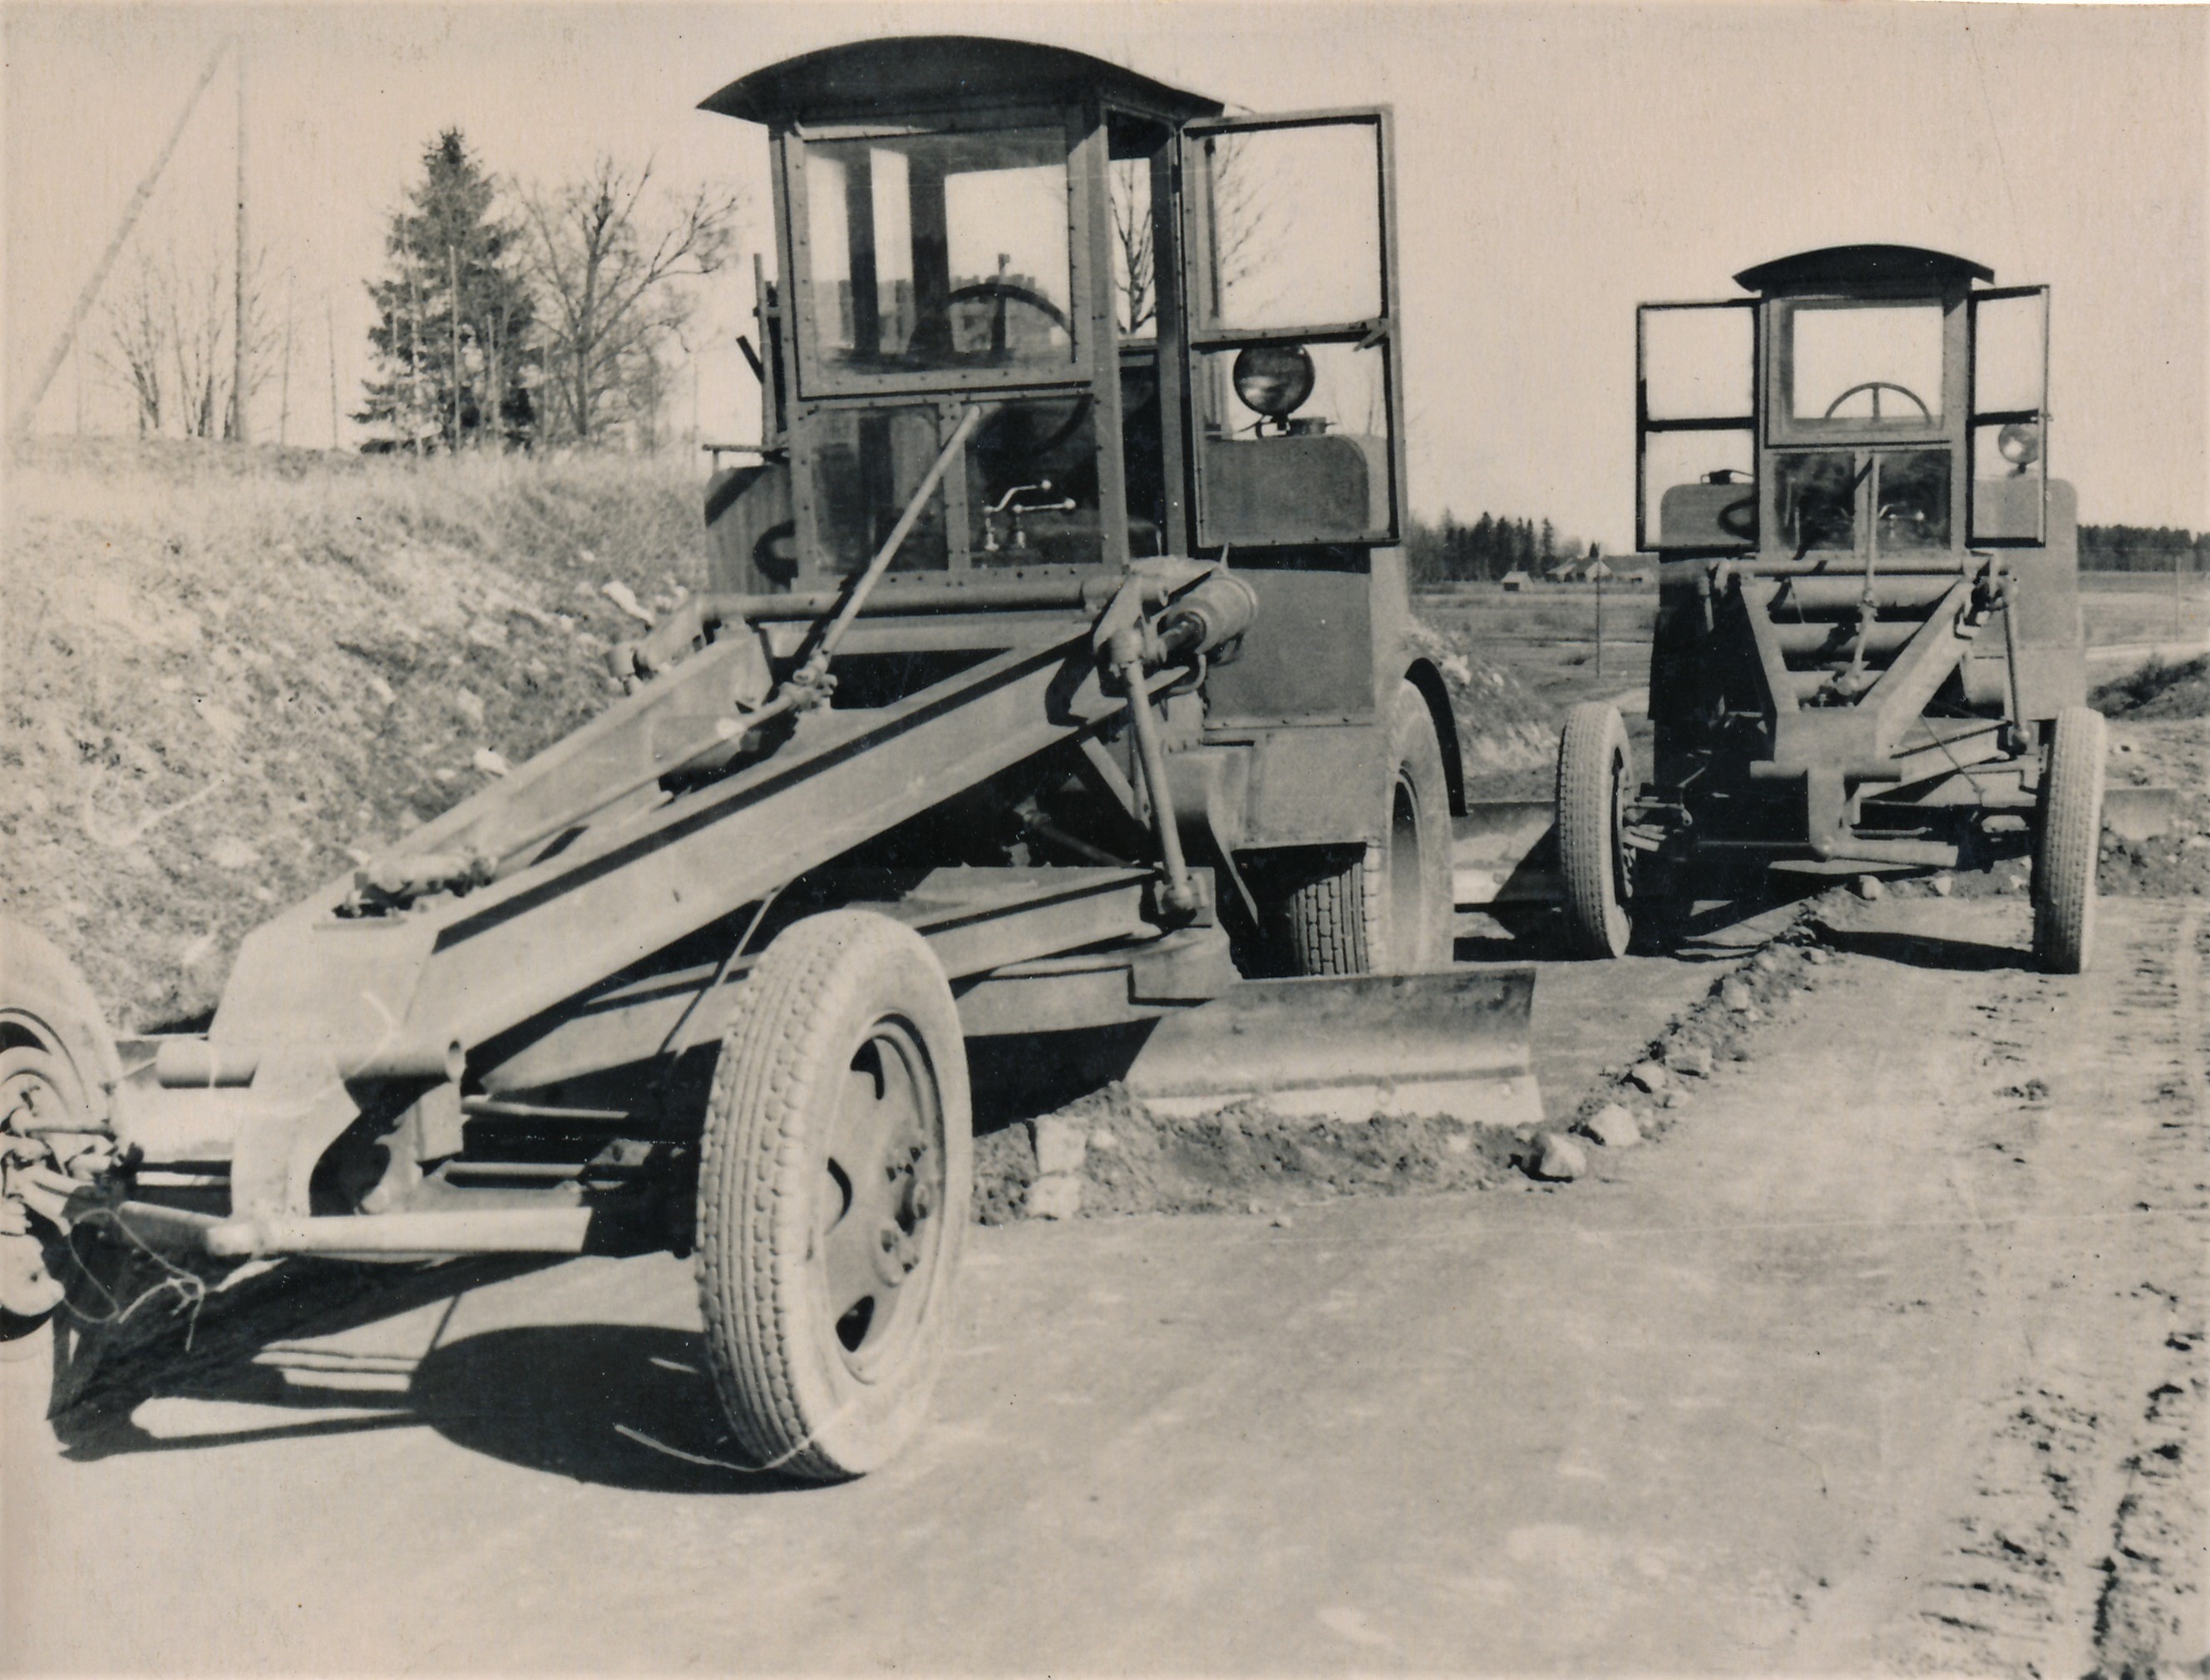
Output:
(700, 36), (1224, 126)
(1734, 245), (1995, 293)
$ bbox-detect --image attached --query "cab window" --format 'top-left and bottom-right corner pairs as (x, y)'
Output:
(1776, 300), (1944, 432)
(802, 128), (1075, 379)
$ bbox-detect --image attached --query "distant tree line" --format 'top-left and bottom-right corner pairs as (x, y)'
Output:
(2079, 524), (2206, 573)
(357, 130), (741, 454)
(1405, 512), (1594, 584)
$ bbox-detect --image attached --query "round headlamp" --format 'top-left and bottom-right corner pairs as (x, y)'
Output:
(1997, 421), (2041, 469)
(1231, 345), (1316, 421)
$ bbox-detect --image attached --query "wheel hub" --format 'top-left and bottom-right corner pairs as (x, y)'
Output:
(0, 1058), (72, 1320)
(0, 1042), (117, 1323)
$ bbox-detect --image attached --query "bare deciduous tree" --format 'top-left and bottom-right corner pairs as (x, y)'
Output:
(1109, 135), (1280, 337)
(99, 243), (278, 439)
(516, 159), (741, 447)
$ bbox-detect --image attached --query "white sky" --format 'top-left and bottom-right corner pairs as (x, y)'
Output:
(6, 1), (2204, 547)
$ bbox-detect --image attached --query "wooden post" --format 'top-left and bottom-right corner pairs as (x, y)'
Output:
(449, 244), (461, 447)
(8, 37), (230, 437)
(1595, 569), (1606, 680)
(279, 277), (293, 445)
(326, 295), (339, 449)
(232, 37), (249, 443)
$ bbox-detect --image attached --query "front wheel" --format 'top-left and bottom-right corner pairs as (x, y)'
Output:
(1280, 680), (1455, 975)
(1, 919), (121, 1324)
(694, 911), (973, 1481)
(1556, 702), (1635, 959)
(2031, 706), (2104, 975)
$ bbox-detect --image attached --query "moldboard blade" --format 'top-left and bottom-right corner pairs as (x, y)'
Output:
(1122, 967), (1542, 1128)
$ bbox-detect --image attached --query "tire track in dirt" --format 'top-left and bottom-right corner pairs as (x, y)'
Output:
(1882, 903), (2207, 1678)
(2088, 907), (2207, 1679)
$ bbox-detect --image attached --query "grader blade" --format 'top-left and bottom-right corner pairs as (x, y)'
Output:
(1122, 967), (1542, 1127)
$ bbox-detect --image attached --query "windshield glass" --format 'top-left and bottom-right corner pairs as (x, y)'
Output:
(1781, 301), (1945, 427)
(803, 127), (1074, 379)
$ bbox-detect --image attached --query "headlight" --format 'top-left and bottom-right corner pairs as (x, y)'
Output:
(1231, 345), (1315, 421)
(1997, 421), (2041, 468)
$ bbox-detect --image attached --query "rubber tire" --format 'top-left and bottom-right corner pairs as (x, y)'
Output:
(1282, 680), (1455, 975)
(694, 910), (972, 1481)
(2031, 705), (2104, 975)
(1556, 702), (1635, 960)
(0, 918), (121, 1324)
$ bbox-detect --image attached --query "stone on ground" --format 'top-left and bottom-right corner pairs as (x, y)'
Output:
(1025, 1175), (1083, 1220)
(1856, 874), (1886, 901)
(1031, 1116), (1089, 1178)
(1667, 1042), (1714, 1077)
(1534, 1133), (1588, 1181)
(1720, 978), (1754, 1012)
(1581, 1104), (1642, 1149)
(1627, 1061), (1669, 1094)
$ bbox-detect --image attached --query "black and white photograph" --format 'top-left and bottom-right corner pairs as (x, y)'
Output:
(2, 1), (2204, 1672)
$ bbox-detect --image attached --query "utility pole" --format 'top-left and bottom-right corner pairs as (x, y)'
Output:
(231, 37), (250, 443)
(449, 244), (462, 447)
(326, 294), (339, 449)
(279, 277), (294, 445)
(8, 37), (231, 437)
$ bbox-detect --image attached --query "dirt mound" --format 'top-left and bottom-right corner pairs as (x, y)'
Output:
(974, 1086), (1523, 1224)
(2, 437), (708, 1029)
(1403, 612), (1561, 771)
(2092, 653), (2208, 721)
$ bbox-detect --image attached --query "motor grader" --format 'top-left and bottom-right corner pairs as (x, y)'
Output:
(1539, 245), (2101, 973)
(0, 37), (1539, 1480)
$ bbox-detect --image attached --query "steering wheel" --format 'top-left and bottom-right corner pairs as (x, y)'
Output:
(943, 281), (1070, 362)
(1823, 380), (1931, 422)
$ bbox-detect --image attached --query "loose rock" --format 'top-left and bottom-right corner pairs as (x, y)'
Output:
(1626, 1062), (1669, 1094)
(1929, 873), (1955, 898)
(1803, 948), (1829, 966)
(1534, 1133), (1587, 1181)
(1025, 1175), (1083, 1220)
(1754, 948), (1783, 973)
(471, 748), (511, 778)
(1581, 1104), (1642, 1149)
(1855, 874), (1885, 901)
(1031, 1117), (1089, 1178)
(1667, 1043), (1714, 1077)
(1720, 978), (1754, 1012)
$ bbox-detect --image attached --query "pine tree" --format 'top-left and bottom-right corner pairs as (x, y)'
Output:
(1470, 511), (1497, 579)
(358, 131), (536, 450)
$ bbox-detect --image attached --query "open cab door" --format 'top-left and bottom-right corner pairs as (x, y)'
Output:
(1178, 108), (1405, 549)
(1968, 285), (2050, 545)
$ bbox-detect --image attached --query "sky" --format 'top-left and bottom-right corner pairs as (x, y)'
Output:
(5, 1), (2205, 548)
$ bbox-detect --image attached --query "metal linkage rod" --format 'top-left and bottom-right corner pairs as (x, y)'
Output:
(783, 404), (985, 699)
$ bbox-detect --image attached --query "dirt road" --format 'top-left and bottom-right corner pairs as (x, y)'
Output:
(6, 888), (2199, 1675)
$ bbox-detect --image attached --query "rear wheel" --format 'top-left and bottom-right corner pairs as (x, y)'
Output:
(2031, 705), (2104, 975)
(694, 910), (972, 1480)
(1281, 680), (1454, 975)
(1556, 702), (1635, 959)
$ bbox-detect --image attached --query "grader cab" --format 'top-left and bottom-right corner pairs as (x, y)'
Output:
(1548, 245), (2101, 973)
(1, 37), (1538, 1480)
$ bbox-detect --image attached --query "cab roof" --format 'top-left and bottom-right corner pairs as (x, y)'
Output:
(1734, 244), (1995, 293)
(700, 35), (1225, 126)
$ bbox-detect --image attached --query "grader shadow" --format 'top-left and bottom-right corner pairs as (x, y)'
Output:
(36, 1256), (809, 1493)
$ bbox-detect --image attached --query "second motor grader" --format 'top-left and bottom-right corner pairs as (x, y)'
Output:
(1, 37), (1537, 1480)
(1542, 245), (2102, 973)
